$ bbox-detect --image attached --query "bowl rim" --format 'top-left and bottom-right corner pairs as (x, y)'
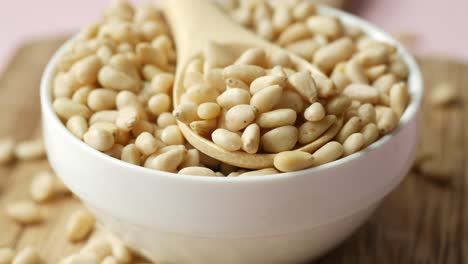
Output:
(40, 5), (423, 183)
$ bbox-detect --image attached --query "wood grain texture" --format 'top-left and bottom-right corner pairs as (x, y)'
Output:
(0, 39), (467, 263)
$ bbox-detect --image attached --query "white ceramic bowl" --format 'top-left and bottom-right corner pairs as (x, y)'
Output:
(40, 5), (423, 264)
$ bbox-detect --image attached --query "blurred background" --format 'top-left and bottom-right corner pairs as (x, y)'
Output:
(0, 0), (466, 73)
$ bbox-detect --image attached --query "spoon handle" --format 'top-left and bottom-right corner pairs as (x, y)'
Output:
(163, 0), (261, 62)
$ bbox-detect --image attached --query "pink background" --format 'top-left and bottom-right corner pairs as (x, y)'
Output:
(0, 0), (467, 73)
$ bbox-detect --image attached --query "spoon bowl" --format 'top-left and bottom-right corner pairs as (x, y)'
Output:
(164, 0), (334, 169)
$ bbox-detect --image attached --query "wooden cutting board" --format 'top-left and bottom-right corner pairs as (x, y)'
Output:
(0, 38), (467, 263)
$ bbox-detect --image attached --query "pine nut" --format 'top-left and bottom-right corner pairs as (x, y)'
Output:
(429, 82), (457, 106)
(225, 104), (256, 131)
(337, 116), (362, 143)
(0, 138), (15, 165)
(311, 141), (344, 166)
(135, 132), (159, 155)
(14, 139), (45, 161)
(277, 22), (310, 46)
(183, 83), (219, 105)
(178, 166), (217, 176)
(83, 127), (115, 151)
(148, 93), (171, 116)
(116, 107), (140, 131)
(136, 43), (167, 69)
(107, 234), (133, 264)
(204, 69), (226, 93)
(66, 115), (88, 139)
(298, 115), (336, 144)
(87, 89), (117, 111)
(89, 110), (117, 124)
(313, 38), (354, 73)
(142, 64), (163, 81)
(30, 171), (54, 202)
(197, 102), (221, 120)
(274, 151), (314, 172)
(365, 64), (387, 81)
(238, 168), (279, 176)
(12, 247), (40, 264)
(0, 248), (15, 264)
(151, 73), (174, 94)
(389, 82), (409, 117)
(313, 74), (337, 98)
(81, 237), (111, 262)
(289, 72), (319, 105)
(306, 16), (342, 38)
(98, 65), (139, 92)
(325, 94), (351, 115)
(250, 84), (282, 113)
(190, 119), (217, 136)
(275, 90), (305, 112)
(53, 98), (91, 120)
(343, 133), (365, 156)
(157, 112), (177, 128)
(284, 39), (317, 61)
(217, 88), (251, 109)
(212, 128), (242, 151)
(180, 149), (200, 168)
(376, 106), (398, 134)
(389, 54), (408, 79)
(272, 5), (292, 32)
(184, 71), (204, 88)
(257, 109), (297, 128)
(72, 85), (93, 105)
(116, 91), (139, 110)
(356, 46), (388, 66)
(269, 52), (293, 68)
(241, 123), (260, 154)
(249, 75), (287, 94)
(304, 102), (325, 122)
(161, 125), (184, 145)
(261, 125), (298, 153)
(71, 55), (102, 84)
(121, 144), (141, 165)
(357, 103), (376, 125)
(66, 208), (95, 242)
(54, 72), (81, 98)
(5, 201), (42, 224)
(235, 48), (267, 67)
(361, 123), (379, 146)
(144, 148), (186, 172)
(222, 64), (266, 84)
(342, 83), (379, 103)
(173, 103), (198, 123)
(330, 63), (351, 92)
(226, 78), (249, 90)
(344, 58), (368, 84)
(373, 73), (397, 95)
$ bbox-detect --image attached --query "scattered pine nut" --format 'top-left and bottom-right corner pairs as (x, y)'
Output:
(14, 139), (45, 161)
(66, 208), (96, 242)
(429, 82), (458, 107)
(5, 201), (43, 224)
(30, 171), (55, 202)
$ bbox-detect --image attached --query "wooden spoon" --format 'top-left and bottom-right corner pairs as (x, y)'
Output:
(163, 0), (338, 169)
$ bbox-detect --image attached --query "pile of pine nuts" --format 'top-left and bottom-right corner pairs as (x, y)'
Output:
(52, 0), (411, 175)
(177, 0), (410, 172)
